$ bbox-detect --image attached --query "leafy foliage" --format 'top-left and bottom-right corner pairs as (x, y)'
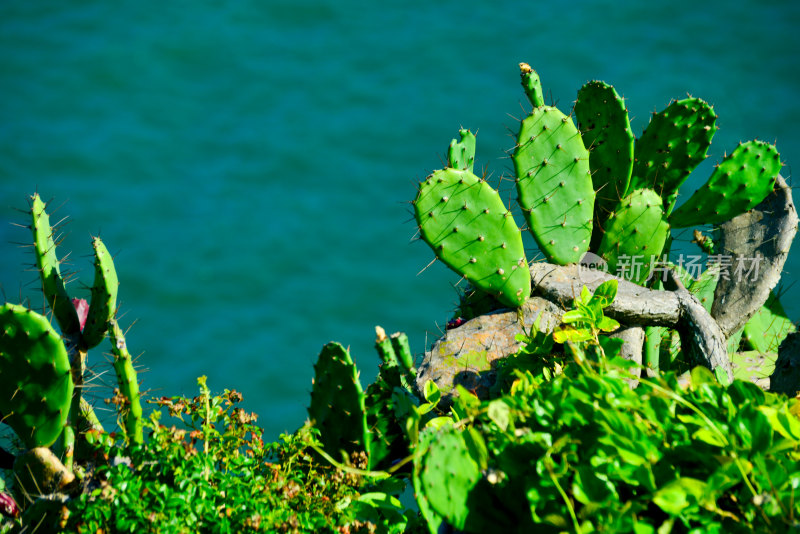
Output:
(414, 283), (800, 533)
(8, 379), (422, 533)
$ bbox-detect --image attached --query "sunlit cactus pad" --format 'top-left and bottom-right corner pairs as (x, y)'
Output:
(0, 303), (73, 448)
(414, 168), (530, 308)
(514, 104), (594, 265)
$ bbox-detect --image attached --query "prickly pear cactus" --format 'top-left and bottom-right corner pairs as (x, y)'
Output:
(308, 342), (369, 460)
(627, 98), (717, 214)
(30, 193), (80, 335)
(415, 426), (480, 530)
(81, 237), (118, 349)
(574, 80), (634, 247)
(0, 304), (73, 448)
(596, 189), (670, 285)
(414, 167), (530, 308)
(448, 129), (476, 173)
(514, 67), (594, 265)
(669, 140), (781, 228)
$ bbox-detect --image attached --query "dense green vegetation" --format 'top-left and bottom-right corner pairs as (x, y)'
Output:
(3, 64), (800, 532)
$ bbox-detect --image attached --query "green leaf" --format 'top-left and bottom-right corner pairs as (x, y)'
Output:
(423, 380), (441, 405)
(580, 285), (592, 304)
(714, 366), (732, 386)
(590, 279), (618, 308)
(691, 428), (726, 448)
(425, 416), (453, 430)
(652, 477), (707, 515)
(553, 325), (593, 344)
(690, 366), (716, 388)
(562, 309), (591, 324)
(488, 399), (511, 431)
(597, 316), (620, 333)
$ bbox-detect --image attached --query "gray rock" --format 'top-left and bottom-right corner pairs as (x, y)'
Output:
(415, 297), (563, 405)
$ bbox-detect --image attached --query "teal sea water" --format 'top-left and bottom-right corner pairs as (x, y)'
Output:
(2, 1), (799, 438)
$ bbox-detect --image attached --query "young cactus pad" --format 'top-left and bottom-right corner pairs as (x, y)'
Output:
(109, 320), (144, 444)
(448, 129), (476, 173)
(519, 62), (544, 108)
(0, 304), (73, 448)
(596, 188), (670, 285)
(81, 237), (119, 349)
(669, 140), (781, 228)
(574, 80), (634, 245)
(30, 193), (80, 335)
(514, 103), (594, 265)
(308, 342), (369, 459)
(414, 168), (530, 308)
(627, 98), (717, 214)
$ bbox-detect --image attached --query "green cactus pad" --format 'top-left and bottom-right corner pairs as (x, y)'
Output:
(519, 63), (544, 108)
(596, 189), (669, 285)
(418, 426), (480, 530)
(574, 80), (634, 247)
(414, 168), (530, 308)
(742, 291), (796, 353)
(669, 140), (781, 228)
(514, 106), (594, 265)
(109, 320), (143, 445)
(81, 237), (118, 349)
(731, 350), (776, 387)
(628, 98), (717, 214)
(30, 194), (80, 335)
(0, 304), (73, 448)
(412, 429), (445, 533)
(308, 342), (369, 460)
(448, 129), (476, 173)
(364, 363), (412, 470)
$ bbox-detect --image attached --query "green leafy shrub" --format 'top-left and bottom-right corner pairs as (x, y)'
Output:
(414, 283), (800, 533)
(25, 377), (421, 533)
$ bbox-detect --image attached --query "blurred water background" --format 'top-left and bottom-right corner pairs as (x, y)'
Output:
(2, 0), (799, 439)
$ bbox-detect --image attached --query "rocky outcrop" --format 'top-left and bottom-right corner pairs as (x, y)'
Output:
(415, 297), (563, 405)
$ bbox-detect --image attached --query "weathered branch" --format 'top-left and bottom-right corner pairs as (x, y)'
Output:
(609, 325), (644, 387)
(530, 262), (733, 381)
(711, 174), (798, 337)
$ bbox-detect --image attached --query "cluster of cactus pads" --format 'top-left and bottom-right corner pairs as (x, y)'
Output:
(0, 194), (143, 482)
(308, 327), (418, 470)
(413, 63), (783, 305)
